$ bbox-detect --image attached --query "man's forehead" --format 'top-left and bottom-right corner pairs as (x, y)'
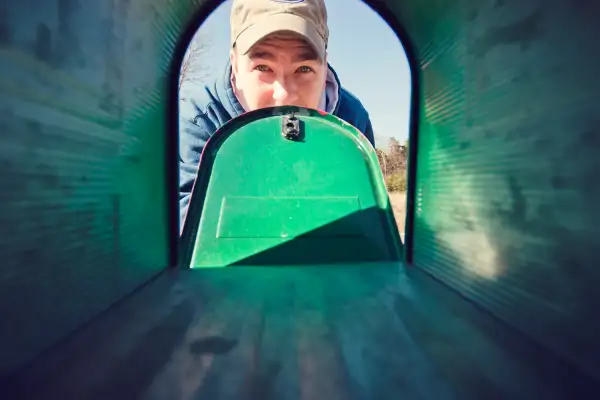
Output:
(247, 34), (320, 62)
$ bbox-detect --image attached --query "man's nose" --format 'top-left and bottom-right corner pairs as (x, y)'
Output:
(272, 79), (298, 104)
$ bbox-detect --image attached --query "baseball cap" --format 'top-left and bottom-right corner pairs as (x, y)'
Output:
(230, 0), (329, 59)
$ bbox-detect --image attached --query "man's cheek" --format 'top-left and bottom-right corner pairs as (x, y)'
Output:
(257, 92), (274, 108)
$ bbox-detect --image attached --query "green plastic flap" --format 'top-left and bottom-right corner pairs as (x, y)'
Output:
(180, 106), (403, 268)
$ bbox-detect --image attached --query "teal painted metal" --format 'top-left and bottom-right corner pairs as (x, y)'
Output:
(392, 0), (600, 381)
(0, 0), (174, 375)
(180, 106), (403, 268)
(2, 0), (600, 388)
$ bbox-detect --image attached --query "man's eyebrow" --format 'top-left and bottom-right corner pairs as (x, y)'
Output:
(248, 51), (276, 61)
(294, 51), (319, 62)
(248, 50), (320, 63)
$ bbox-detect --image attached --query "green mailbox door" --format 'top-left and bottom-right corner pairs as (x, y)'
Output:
(180, 106), (403, 268)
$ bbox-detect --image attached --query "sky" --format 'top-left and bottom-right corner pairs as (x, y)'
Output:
(189, 0), (412, 147)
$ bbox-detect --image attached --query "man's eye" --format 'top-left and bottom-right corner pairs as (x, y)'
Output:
(297, 66), (314, 73)
(255, 65), (271, 72)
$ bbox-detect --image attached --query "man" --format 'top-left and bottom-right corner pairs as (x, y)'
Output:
(179, 0), (375, 225)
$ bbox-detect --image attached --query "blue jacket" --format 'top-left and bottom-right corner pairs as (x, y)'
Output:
(179, 61), (375, 225)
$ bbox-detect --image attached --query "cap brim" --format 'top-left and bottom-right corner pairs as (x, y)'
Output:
(235, 13), (326, 59)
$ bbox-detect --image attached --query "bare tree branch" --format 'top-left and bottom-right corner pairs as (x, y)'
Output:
(179, 33), (212, 94)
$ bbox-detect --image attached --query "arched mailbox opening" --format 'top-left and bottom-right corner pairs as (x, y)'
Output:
(171, 0), (421, 266)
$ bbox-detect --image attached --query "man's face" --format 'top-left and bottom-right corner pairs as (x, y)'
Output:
(231, 32), (327, 111)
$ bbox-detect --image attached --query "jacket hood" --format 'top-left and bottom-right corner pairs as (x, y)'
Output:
(318, 67), (340, 114)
